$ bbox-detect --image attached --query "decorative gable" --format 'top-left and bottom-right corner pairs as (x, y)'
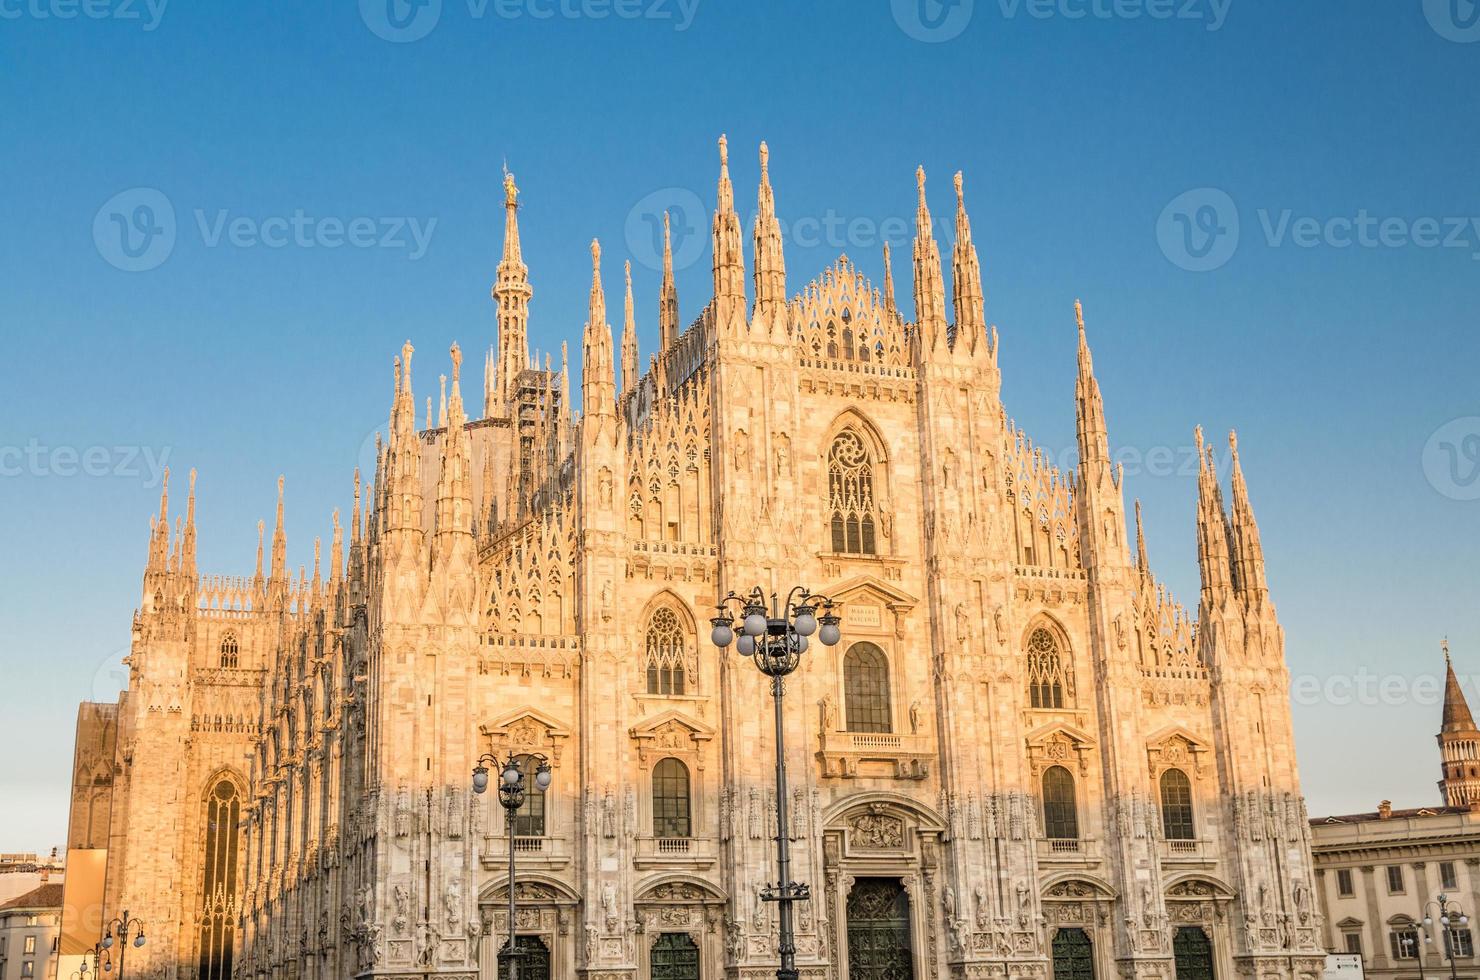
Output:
(629, 710), (714, 769)
(1026, 722), (1096, 778)
(479, 708), (571, 765)
(1145, 725), (1210, 780)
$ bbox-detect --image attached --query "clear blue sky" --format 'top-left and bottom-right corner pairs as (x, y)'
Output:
(3, 0), (1479, 851)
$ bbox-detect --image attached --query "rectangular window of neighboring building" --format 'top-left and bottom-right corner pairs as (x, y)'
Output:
(21, 960), (33, 978)
(1337, 869), (1355, 896)
(1392, 929), (1420, 959)
(1446, 928), (1474, 958)
(23, 937), (35, 955)
(1387, 866), (1405, 894)
(1442, 861), (1459, 890)
(1345, 933), (1363, 955)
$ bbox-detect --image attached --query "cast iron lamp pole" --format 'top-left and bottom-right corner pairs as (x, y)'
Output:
(1420, 893), (1471, 980)
(710, 586), (842, 980)
(99, 910), (146, 980)
(472, 751), (551, 980)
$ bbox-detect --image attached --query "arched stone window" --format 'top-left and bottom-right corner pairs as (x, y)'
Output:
(1027, 628), (1074, 709)
(644, 607), (693, 695)
(1160, 768), (1195, 840)
(512, 754), (546, 837)
(219, 633), (239, 669)
(827, 428), (878, 555)
(652, 758), (691, 838)
(196, 778), (241, 980)
(1042, 765), (1079, 840)
(844, 643), (891, 733)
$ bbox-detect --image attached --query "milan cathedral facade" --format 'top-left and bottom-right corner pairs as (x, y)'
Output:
(67, 137), (1327, 980)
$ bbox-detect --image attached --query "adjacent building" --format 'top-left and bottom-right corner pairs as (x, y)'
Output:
(1311, 649), (1480, 980)
(65, 139), (1327, 980)
(0, 884), (64, 980)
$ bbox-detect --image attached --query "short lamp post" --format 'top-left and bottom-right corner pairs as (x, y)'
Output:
(472, 751), (552, 980)
(100, 910), (146, 980)
(710, 586), (841, 980)
(1420, 893), (1471, 980)
(1399, 933), (1425, 980)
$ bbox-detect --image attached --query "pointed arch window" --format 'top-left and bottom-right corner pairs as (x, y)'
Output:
(219, 633), (239, 669)
(844, 642), (892, 733)
(1042, 765), (1079, 840)
(1027, 628), (1074, 709)
(644, 607), (693, 695)
(1160, 768), (1195, 840)
(652, 758), (691, 838)
(828, 428), (878, 555)
(197, 779), (241, 980)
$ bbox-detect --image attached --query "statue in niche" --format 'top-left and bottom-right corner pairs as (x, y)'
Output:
(909, 700), (922, 735)
(819, 695), (837, 733)
(601, 790), (616, 838)
(775, 432), (792, 476)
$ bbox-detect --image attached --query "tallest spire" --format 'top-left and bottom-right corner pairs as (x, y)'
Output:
(711, 134), (745, 317)
(752, 141), (786, 324)
(492, 170), (533, 413)
(951, 171), (986, 353)
(912, 167), (948, 358)
(1227, 431), (1270, 600)
(1074, 300), (1109, 469)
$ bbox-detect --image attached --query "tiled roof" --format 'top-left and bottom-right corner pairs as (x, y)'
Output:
(1311, 805), (1472, 825)
(0, 883), (64, 911)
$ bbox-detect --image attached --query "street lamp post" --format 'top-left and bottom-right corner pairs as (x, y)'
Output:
(1400, 933), (1426, 980)
(99, 910), (146, 980)
(1420, 893), (1471, 980)
(710, 585), (842, 980)
(472, 751), (552, 980)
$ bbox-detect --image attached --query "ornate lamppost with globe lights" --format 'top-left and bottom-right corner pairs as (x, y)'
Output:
(710, 586), (841, 980)
(1418, 893), (1472, 980)
(99, 910), (145, 980)
(472, 751), (552, 980)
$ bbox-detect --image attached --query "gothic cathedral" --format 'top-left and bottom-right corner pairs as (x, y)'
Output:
(68, 137), (1326, 980)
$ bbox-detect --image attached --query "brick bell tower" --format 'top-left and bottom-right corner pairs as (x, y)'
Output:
(1438, 640), (1480, 807)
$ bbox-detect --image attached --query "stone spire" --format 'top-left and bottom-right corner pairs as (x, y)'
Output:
(1193, 427), (1233, 604)
(329, 507), (343, 588)
(583, 240), (616, 415)
(711, 134), (745, 319)
(1439, 642), (1480, 807)
(621, 260), (639, 394)
(269, 475), (286, 584)
(182, 468), (197, 577)
(433, 343), (474, 568)
(385, 341), (424, 545)
(882, 241), (897, 320)
(1134, 499), (1149, 574)
(752, 141), (786, 324)
(912, 167), (948, 358)
(492, 170), (533, 413)
(1227, 431), (1269, 600)
(951, 171), (986, 354)
(1074, 300), (1109, 469)
(252, 518), (265, 595)
(659, 211), (679, 352)
(147, 467), (170, 571)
